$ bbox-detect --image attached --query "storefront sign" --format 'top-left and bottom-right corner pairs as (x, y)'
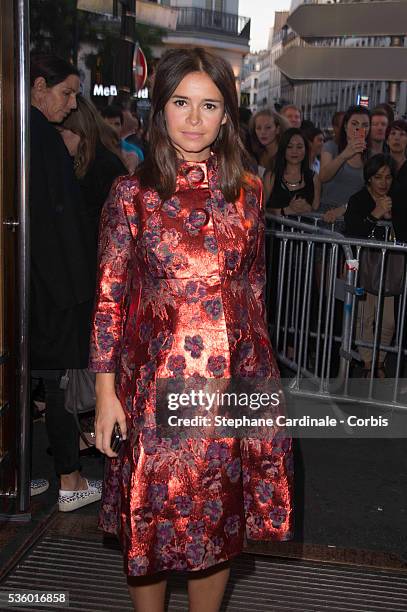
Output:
(93, 84), (118, 96)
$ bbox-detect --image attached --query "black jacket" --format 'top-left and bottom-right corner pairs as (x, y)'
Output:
(344, 186), (407, 243)
(30, 107), (95, 369)
(79, 142), (127, 252)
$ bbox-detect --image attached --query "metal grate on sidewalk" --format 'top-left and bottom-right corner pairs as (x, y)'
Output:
(0, 536), (406, 611)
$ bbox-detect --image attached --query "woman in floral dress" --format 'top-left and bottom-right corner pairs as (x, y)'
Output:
(90, 47), (293, 612)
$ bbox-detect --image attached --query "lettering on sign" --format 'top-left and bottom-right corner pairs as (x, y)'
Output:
(93, 84), (118, 96)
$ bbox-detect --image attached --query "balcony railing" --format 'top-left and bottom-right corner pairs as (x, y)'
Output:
(175, 7), (250, 40)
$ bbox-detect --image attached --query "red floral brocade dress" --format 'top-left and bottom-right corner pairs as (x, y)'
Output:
(89, 155), (294, 576)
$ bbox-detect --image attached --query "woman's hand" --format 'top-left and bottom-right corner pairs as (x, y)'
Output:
(95, 373), (127, 458)
(340, 138), (366, 161)
(323, 206), (344, 223)
(372, 196), (392, 220)
(288, 197), (312, 214)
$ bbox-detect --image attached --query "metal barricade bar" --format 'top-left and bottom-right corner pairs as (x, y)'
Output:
(266, 213), (407, 411)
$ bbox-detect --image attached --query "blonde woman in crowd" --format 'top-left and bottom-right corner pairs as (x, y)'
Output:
(248, 109), (289, 178)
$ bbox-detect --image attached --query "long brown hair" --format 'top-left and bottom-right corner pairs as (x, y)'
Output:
(62, 94), (123, 178)
(138, 47), (251, 202)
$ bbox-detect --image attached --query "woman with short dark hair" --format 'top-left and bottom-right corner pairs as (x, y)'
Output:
(345, 154), (403, 377)
(30, 54), (101, 510)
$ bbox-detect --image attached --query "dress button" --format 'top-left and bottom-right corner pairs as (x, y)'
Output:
(184, 165), (205, 185)
(187, 208), (210, 228)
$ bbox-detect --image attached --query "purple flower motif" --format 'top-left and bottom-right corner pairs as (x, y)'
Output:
(244, 492), (253, 513)
(110, 282), (124, 303)
(207, 355), (227, 378)
(162, 196), (181, 218)
(111, 227), (131, 248)
(174, 495), (193, 517)
(256, 480), (274, 503)
(204, 235), (218, 254)
(155, 242), (174, 266)
(143, 190), (161, 211)
(224, 514), (240, 537)
(162, 228), (181, 248)
(184, 335), (204, 359)
(226, 458), (241, 483)
(186, 542), (205, 566)
(256, 363), (271, 377)
(156, 520), (175, 546)
(148, 483), (168, 513)
(247, 514), (265, 533)
(209, 194), (227, 214)
(205, 442), (230, 467)
(285, 453), (294, 476)
(239, 342), (254, 361)
(134, 506), (153, 536)
(204, 499), (223, 523)
(122, 461), (131, 487)
(142, 429), (158, 454)
(225, 249), (240, 270)
(186, 520), (205, 539)
(203, 298), (223, 321)
(261, 459), (278, 478)
(242, 465), (250, 485)
(210, 536), (224, 555)
(140, 360), (156, 382)
(274, 433), (292, 452)
(143, 229), (160, 248)
(269, 506), (287, 528)
(246, 190), (257, 207)
(149, 332), (173, 358)
(167, 354), (186, 376)
(128, 555), (149, 575)
(139, 321), (152, 343)
(185, 281), (207, 304)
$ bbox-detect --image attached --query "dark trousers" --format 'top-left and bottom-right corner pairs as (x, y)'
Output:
(35, 370), (81, 476)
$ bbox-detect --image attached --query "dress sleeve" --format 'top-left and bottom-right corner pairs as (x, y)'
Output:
(248, 179), (267, 323)
(88, 178), (137, 372)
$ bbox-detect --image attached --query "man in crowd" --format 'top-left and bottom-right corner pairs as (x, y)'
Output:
(281, 104), (302, 128)
(369, 108), (389, 156)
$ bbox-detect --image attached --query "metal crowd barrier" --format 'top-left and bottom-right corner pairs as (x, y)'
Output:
(265, 213), (407, 411)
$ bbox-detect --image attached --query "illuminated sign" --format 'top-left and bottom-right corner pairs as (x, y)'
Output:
(92, 84), (150, 98)
(356, 93), (369, 108)
(93, 84), (118, 96)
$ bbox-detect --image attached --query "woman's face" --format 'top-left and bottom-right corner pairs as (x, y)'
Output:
(345, 113), (370, 142)
(59, 127), (81, 157)
(311, 133), (324, 157)
(369, 165), (393, 197)
(387, 127), (407, 155)
(285, 135), (305, 165)
(32, 74), (80, 124)
(255, 115), (278, 147)
(163, 71), (227, 161)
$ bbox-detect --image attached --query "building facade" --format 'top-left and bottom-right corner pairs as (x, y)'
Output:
(155, 0), (250, 89)
(272, 0), (407, 129)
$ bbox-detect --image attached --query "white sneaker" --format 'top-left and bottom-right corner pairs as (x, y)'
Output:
(30, 478), (49, 497)
(58, 479), (102, 512)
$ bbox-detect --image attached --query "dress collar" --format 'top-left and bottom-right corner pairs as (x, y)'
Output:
(176, 153), (218, 191)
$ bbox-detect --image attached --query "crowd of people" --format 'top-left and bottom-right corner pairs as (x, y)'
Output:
(245, 101), (407, 376)
(28, 48), (406, 611)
